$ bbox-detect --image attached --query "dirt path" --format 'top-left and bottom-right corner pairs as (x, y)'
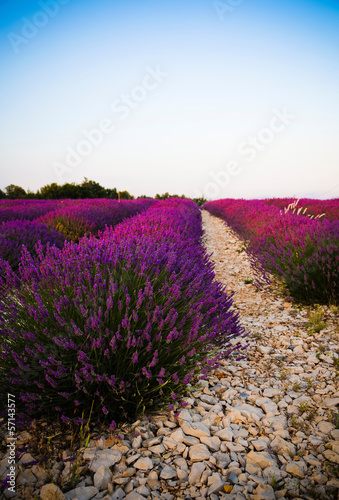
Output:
(201, 210), (339, 499)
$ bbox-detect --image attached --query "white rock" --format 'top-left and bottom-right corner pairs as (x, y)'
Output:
(189, 444), (211, 461)
(170, 428), (185, 443)
(93, 465), (112, 490)
(40, 484), (66, 500)
(285, 461), (305, 479)
(293, 345), (304, 355)
(174, 457), (188, 470)
(324, 398), (339, 407)
(189, 462), (205, 484)
(214, 428), (233, 441)
(148, 444), (165, 454)
(200, 436), (221, 452)
(83, 449), (122, 472)
(263, 466), (283, 481)
(110, 488), (125, 500)
(125, 492), (147, 500)
(162, 437), (179, 449)
(258, 346), (273, 355)
(252, 484), (275, 499)
(160, 465), (177, 480)
(180, 421), (210, 439)
(323, 450), (339, 464)
(233, 404), (264, 420)
(317, 421), (335, 434)
(252, 439), (268, 451)
(200, 394), (218, 405)
(263, 388), (279, 398)
(270, 436), (296, 457)
(134, 457), (153, 470)
(136, 485), (150, 496)
(255, 397), (278, 414)
(246, 451), (276, 469)
(226, 410), (247, 424)
(132, 436), (142, 449)
(177, 410), (193, 424)
(307, 353), (319, 364)
(207, 472), (225, 495)
(64, 486), (99, 500)
(246, 462), (263, 476)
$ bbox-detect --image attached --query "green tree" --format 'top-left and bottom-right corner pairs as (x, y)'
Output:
(119, 190), (134, 200)
(5, 184), (26, 199)
(58, 183), (82, 199)
(192, 197), (207, 207)
(39, 183), (61, 199)
(0, 189), (6, 199)
(105, 187), (118, 199)
(80, 178), (106, 198)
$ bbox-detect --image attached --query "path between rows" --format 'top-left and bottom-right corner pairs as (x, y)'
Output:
(2, 212), (339, 500)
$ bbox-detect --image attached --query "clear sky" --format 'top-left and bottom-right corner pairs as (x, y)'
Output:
(0, 0), (338, 199)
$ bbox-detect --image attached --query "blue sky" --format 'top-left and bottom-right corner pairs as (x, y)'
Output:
(0, 0), (338, 199)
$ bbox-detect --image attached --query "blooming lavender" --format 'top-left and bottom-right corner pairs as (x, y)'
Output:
(0, 219), (65, 271)
(38, 198), (156, 241)
(204, 198), (339, 304)
(0, 198), (244, 426)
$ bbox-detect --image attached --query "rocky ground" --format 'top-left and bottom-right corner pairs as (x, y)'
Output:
(1, 211), (339, 500)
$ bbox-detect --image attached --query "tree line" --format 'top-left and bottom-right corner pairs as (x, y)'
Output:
(0, 179), (207, 205)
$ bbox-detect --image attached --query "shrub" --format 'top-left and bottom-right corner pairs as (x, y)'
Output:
(204, 198), (339, 305)
(39, 199), (156, 241)
(0, 199), (244, 427)
(248, 215), (339, 304)
(0, 200), (61, 222)
(0, 219), (65, 271)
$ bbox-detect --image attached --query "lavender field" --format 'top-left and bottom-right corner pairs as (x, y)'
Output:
(0, 196), (338, 499)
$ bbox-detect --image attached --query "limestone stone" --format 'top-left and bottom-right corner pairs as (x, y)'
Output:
(246, 451), (276, 469)
(93, 466), (112, 490)
(180, 421), (210, 439)
(323, 450), (339, 464)
(207, 473), (225, 495)
(252, 439), (268, 451)
(270, 436), (296, 457)
(285, 462), (305, 479)
(189, 462), (205, 485)
(64, 486), (99, 500)
(252, 484), (275, 499)
(214, 428), (233, 441)
(134, 457), (153, 470)
(189, 444), (211, 462)
(40, 484), (66, 500)
(83, 449), (122, 472)
(160, 465), (177, 480)
(200, 436), (221, 451)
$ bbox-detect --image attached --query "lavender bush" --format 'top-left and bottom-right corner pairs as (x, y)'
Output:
(204, 199), (339, 305)
(0, 219), (65, 271)
(0, 200), (62, 222)
(0, 199), (244, 426)
(39, 199), (156, 241)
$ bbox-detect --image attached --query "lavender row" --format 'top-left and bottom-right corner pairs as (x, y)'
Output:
(0, 199), (156, 271)
(0, 199), (244, 427)
(204, 199), (339, 305)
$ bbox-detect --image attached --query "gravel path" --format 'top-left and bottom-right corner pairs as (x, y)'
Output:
(1, 211), (338, 500)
